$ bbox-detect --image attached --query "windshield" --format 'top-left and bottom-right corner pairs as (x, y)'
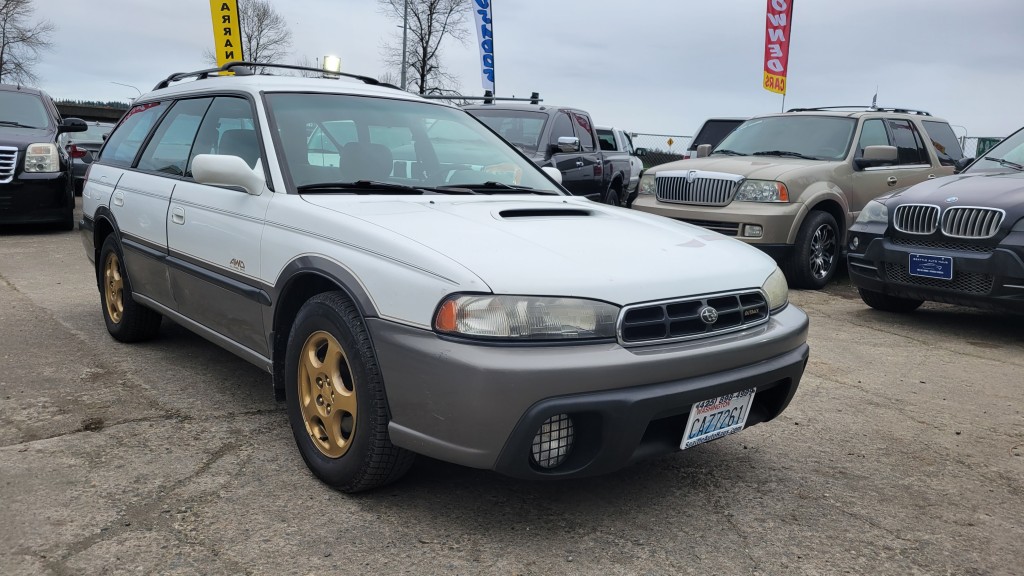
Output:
(466, 109), (548, 153)
(266, 94), (562, 193)
(714, 115), (857, 160)
(965, 127), (1024, 174)
(0, 91), (51, 129)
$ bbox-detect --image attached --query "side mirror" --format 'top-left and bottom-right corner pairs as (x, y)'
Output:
(542, 166), (563, 184)
(58, 117), (88, 134)
(192, 154), (265, 195)
(555, 136), (581, 154)
(696, 144), (713, 158)
(953, 157), (974, 173)
(634, 147), (648, 157)
(854, 145), (898, 169)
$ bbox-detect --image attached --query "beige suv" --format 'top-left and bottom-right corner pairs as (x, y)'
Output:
(632, 107), (968, 288)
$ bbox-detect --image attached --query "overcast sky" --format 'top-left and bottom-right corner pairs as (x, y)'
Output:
(36, 0), (1024, 140)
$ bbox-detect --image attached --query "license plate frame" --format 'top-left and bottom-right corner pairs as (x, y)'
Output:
(680, 388), (756, 450)
(909, 253), (953, 280)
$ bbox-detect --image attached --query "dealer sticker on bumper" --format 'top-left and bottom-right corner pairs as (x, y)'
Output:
(909, 253), (953, 280)
(681, 388), (756, 450)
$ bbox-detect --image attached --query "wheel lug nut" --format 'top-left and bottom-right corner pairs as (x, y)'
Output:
(316, 395), (324, 406)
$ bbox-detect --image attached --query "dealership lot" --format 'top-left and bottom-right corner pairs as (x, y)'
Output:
(1, 202), (1022, 575)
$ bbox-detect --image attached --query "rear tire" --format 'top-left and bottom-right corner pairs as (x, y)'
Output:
(785, 211), (840, 289)
(857, 288), (924, 313)
(285, 292), (413, 492)
(602, 183), (621, 207)
(99, 235), (162, 342)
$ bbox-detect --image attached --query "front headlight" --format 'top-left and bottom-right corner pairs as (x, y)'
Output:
(735, 180), (789, 202)
(762, 267), (789, 311)
(638, 172), (657, 195)
(25, 143), (59, 173)
(434, 295), (620, 341)
(855, 200), (888, 225)
(1013, 217), (1024, 232)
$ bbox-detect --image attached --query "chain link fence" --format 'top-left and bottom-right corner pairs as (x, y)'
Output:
(629, 133), (692, 169)
(959, 136), (1003, 159)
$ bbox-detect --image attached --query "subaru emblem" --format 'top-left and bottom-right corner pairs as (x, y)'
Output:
(699, 306), (719, 325)
(945, 196), (959, 204)
(686, 170), (697, 184)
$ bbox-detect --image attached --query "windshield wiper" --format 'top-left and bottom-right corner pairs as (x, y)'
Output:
(436, 181), (560, 195)
(0, 120), (41, 129)
(984, 157), (1024, 171)
(710, 149), (745, 156)
(752, 150), (820, 160)
(296, 180), (476, 195)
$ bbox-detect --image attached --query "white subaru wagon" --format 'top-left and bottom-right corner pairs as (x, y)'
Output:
(81, 63), (809, 492)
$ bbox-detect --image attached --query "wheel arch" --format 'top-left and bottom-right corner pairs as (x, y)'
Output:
(91, 207), (120, 290)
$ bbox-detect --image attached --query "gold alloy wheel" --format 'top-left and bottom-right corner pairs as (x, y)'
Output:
(298, 330), (357, 458)
(104, 252), (124, 324)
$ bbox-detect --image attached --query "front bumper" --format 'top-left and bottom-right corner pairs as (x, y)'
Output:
(0, 172), (72, 225)
(847, 227), (1024, 312)
(630, 194), (807, 245)
(368, 304), (809, 479)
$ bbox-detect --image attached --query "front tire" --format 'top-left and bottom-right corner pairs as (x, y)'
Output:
(858, 288), (924, 313)
(785, 211), (840, 289)
(99, 235), (162, 342)
(285, 292), (413, 492)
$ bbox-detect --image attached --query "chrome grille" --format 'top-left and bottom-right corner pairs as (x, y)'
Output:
(890, 237), (994, 253)
(619, 291), (769, 346)
(884, 263), (993, 295)
(893, 204), (939, 235)
(656, 176), (738, 206)
(0, 146), (17, 184)
(941, 207), (1004, 239)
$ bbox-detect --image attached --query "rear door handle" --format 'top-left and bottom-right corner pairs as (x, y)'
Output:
(927, 174), (936, 179)
(887, 176), (898, 186)
(171, 206), (185, 225)
(112, 191), (124, 206)
(575, 161), (584, 167)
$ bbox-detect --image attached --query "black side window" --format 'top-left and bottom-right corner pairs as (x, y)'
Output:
(887, 119), (929, 165)
(922, 120), (965, 166)
(137, 98), (212, 176)
(188, 97), (259, 173)
(549, 113), (574, 147)
(856, 119), (890, 158)
(99, 102), (169, 167)
(572, 113), (595, 152)
(596, 130), (616, 151)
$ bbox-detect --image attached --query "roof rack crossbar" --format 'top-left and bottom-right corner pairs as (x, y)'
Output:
(152, 61), (399, 92)
(786, 105), (931, 116)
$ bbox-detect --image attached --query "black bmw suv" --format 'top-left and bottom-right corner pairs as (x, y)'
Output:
(847, 125), (1024, 314)
(0, 83), (87, 229)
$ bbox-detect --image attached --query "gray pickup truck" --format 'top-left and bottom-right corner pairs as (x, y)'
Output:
(465, 103), (633, 206)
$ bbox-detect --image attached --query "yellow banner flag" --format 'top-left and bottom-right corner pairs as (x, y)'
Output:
(210, 0), (243, 67)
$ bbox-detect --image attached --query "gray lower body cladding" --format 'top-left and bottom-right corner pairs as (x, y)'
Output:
(368, 304), (809, 479)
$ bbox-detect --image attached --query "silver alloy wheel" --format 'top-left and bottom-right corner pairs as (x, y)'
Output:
(809, 223), (837, 279)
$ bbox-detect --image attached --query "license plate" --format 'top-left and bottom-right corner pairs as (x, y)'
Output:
(681, 388), (756, 450)
(909, 253), (953, 280)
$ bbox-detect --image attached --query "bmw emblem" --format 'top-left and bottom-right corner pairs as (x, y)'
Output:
(699, 306), (719, 325)
(686, 170), (697, 184)
(945, 196), (959, 204)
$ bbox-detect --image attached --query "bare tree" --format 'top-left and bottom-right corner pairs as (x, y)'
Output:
(204, 0), (292, 72)
(377, 0), (470, 95)
(0, 0), (55, 85)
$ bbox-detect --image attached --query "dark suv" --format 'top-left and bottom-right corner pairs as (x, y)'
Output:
(0, 84), (87, 229)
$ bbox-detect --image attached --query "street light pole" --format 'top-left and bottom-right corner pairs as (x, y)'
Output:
(110, 81), (142, 100)
(400, 0), (409, 91)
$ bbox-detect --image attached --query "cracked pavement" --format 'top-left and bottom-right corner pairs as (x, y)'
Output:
(1, 200), (1022, 575)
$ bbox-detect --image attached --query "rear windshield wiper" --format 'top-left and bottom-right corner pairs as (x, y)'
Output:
(436, 181), (561, 195)
(0, 120), (41, 129)
(296, 180), (476, 195)
(752, 150), (820, 160)
(984, 157), (1024, 171)
(710, 149), (745, 156)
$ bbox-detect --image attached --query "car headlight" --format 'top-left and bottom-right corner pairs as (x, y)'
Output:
(24, 143), (59, 173)
(434, 295), (620, 341)
(638, 172), (657, 195)
(855, 200), (888, 225)
(1010, 217), (1024, 232)
(735, 180), (789, 202)
(761, 267), (789, 311)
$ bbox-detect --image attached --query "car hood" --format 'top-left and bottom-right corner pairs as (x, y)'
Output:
(887, 171), (1024, 208)
(648, 156), (831, 181)
(300, 195), (778, 304)
(0, 126), (56, 148)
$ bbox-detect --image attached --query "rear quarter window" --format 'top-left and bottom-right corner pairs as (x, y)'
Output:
(99, 102), (169, 167)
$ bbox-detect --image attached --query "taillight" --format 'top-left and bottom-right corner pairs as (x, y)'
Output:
(69, 145), (87, 159)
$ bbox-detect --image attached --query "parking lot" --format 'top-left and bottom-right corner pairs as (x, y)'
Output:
(1, 199), (1021, 576)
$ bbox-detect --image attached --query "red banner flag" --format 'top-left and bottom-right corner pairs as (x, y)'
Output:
(763, 0), (794, 95)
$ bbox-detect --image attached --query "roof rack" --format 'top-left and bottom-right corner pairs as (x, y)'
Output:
(420, 90), (541, 105)
(152, 61), (399, 91)
(786, 105), (931, 116)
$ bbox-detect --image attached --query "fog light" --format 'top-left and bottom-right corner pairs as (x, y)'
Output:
(850, 236), (860, 250)
(531, 413), (574, 469)
(743, 224), (763, 238)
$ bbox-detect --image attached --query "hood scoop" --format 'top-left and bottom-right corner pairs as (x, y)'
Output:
(499, 208), (593, 219)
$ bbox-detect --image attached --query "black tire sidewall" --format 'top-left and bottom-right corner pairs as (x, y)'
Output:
(99, 236), (130, 336)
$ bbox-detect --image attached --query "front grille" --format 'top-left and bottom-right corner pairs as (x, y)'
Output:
(893, 204), (939, 235)
(619, 291), (769, 346)
(941, 207), (1004, 239)
(0, 146), (17, 184)
(680, 219), (740, 236)
(656, 176), (738, 206)
(890, 237), (994, 253)
(884, 263), (993, 295)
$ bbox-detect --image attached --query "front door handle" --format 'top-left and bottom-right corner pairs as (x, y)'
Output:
(887, 176), (898, 186)
(171, 206), (185, 225)
(112, 191), (124, 206)
(927, 174), (936, 179)
(575, 161), (584, 167)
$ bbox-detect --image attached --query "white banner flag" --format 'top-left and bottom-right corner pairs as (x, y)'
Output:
(472, 1), (495, 93)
